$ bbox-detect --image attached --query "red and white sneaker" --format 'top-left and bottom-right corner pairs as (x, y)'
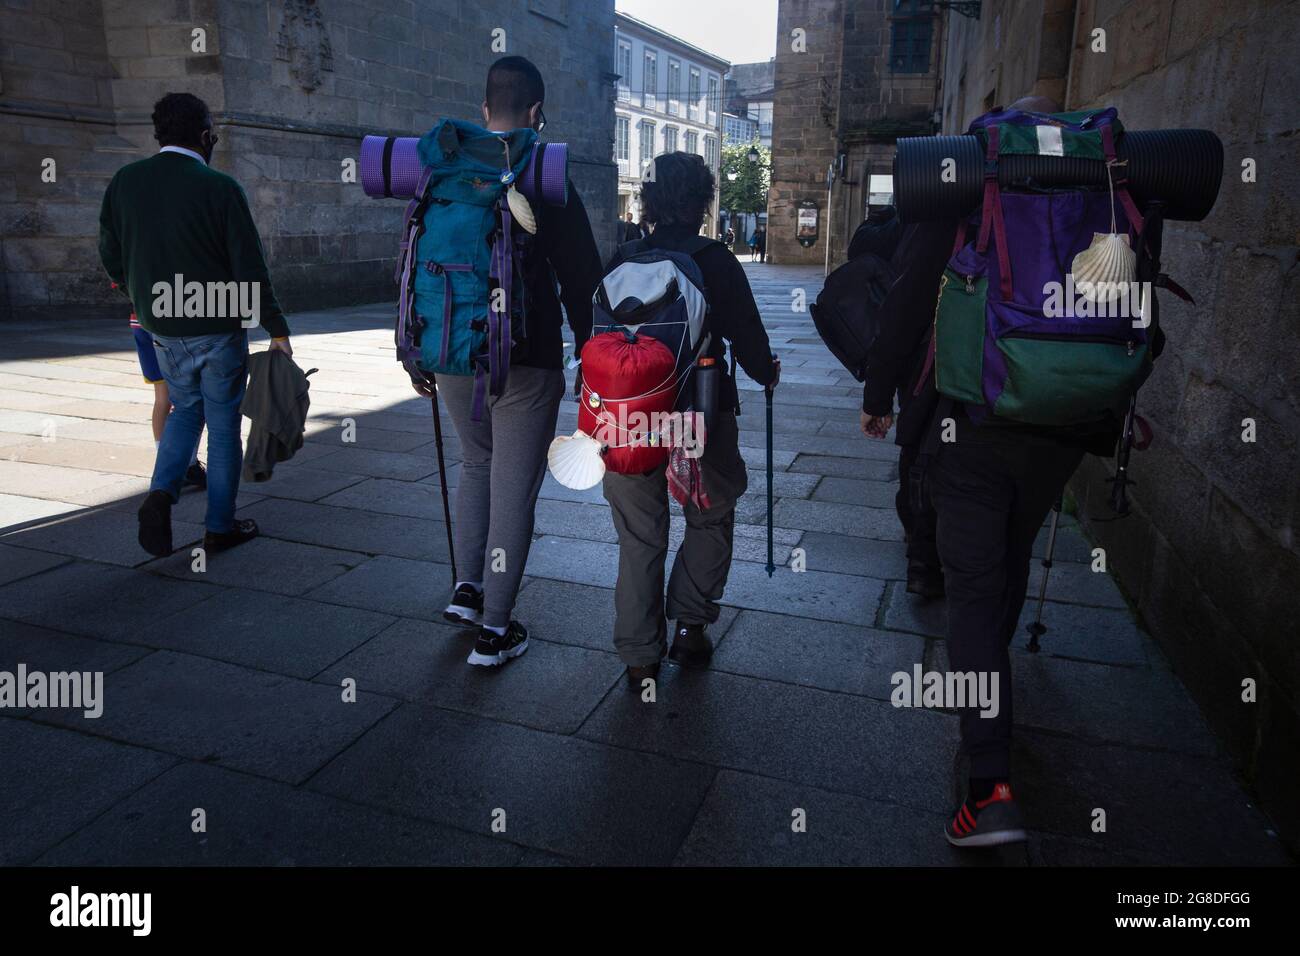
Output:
(945, 782), (1028, 847)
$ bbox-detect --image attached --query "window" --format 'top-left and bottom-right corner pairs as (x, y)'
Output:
(639, 120), (656, 168)
(889, 0), (933, 73)
(684, 129), (698, 155)
(616, 40), (631, 102)
(615, 115), (629, 170)
(704, 134), (717, 171)
(664, 125), (678, 153)
(643, 48), (658, 111)
(707, 74), (719, 124)
(688, 67), (700, 121)
(667, 59), (681, 116)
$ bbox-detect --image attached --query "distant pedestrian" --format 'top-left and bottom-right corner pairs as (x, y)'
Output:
(100, 92), (290, 558)
(620, 212), (641, 244)
(754, 226), (767, 263)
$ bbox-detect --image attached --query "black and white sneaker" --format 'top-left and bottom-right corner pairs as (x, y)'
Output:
(443, 583), (484, 627)
(467, 621), (530, 667)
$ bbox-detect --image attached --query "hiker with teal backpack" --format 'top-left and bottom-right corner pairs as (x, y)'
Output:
(399, 56), (602, 667)
(861, 97), (1196, 848)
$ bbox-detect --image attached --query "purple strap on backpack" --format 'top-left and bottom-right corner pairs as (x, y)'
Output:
(976, 126), (1014, 301)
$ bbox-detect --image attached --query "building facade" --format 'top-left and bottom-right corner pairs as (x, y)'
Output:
(724, 58), (774, 148)
(767, 0), (942, 268)
(613, 12), (727, 232)
(722, 57), (769, 147)
(1, 0), (618, 320)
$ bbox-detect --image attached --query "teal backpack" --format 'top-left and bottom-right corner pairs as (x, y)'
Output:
(395, 119), (537, 418)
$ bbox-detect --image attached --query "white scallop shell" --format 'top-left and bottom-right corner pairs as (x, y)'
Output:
(1070, 232), (1135, 302)
(506, 185), (537, 234)
(547, 430), (606, 490)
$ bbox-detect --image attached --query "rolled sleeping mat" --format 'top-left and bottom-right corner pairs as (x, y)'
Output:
(360, 135), (569, 205)
(360, 135), (423, 199)
(893, 128), (1223, 223)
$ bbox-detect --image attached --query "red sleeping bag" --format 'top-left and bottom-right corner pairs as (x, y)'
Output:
(579, 330), (678, 474)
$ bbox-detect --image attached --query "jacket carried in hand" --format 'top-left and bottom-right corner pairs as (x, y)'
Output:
(241, 350), (311, 482)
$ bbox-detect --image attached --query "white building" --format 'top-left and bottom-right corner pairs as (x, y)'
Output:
(613, 12), (729, 234)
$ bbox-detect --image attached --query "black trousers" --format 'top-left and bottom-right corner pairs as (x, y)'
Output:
(928, 434), (1083, 780)
(896, 443), (939, 571)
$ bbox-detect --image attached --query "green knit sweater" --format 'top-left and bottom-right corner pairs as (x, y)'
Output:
(99, 151), (290, 339)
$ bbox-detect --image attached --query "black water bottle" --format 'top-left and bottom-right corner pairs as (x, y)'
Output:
(694, 356), (719, 444)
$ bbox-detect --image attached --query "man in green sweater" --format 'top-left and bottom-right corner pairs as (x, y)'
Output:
(99, 92), (292, 557)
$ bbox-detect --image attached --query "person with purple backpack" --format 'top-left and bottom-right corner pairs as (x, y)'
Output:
(860, 96), (1172, 848)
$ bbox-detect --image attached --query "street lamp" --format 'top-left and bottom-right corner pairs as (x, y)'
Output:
(747, 146), (759, 165)
(726, 168), (738, 182)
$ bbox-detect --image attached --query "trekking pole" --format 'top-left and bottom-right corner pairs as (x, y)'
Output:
(1025, 493), (1063, 653)
(765, 354), (777, 577)
(427, 374), (458, 587)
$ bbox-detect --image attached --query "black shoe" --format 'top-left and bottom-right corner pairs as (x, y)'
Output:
(906, 562), (945, 599)
(443, 583), (484, 627)
(137, 490), (174, 557)
(467, 621), (529, 667)
(945, 783), (1028, 848)
(668, 622), (713, 668)
(625, 661), (661, 690)
(183, 461), (207, 490)
(203, 518), (259, 554)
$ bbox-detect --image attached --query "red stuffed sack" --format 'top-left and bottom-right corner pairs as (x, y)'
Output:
(579, 330), (678, 474)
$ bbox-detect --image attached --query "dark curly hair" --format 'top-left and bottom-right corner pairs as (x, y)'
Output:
(640, 151), (715, 229)
(151, 92), (212, 147)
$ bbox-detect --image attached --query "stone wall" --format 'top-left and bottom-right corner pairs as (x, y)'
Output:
(943, 0), (1300, 849)
(1, 0), (618, 320)
(768, 0), (941, 269)
(767, 0), (842, 266)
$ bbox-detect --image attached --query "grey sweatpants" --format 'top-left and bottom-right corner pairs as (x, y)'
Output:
(437, 365), (564, 627)
(601, 411), (748, 666)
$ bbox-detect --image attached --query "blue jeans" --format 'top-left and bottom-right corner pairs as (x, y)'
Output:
(150, 331), (248, 533)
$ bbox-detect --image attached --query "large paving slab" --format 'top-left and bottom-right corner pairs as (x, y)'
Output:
(0, 560), (221, 641)
(149, 587), (394, 678)
(713, 609), (926, 700)
(673, 770), (971, 867)
(317, 617), (624, 733)
(578, 665), (959, 811)
(236, 497), (451, 563)
(307, 704), (717, 865)
(0, 544), (69, 587)
(38, 650), (397, 785)
(0, 718), (176, 865)
(148, 536), (368, 597)
(3, 506), (204, 568)
(36, 761), (520, 867)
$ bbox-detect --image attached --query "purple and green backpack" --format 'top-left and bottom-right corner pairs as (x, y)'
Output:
(923, 107), (1186, 428)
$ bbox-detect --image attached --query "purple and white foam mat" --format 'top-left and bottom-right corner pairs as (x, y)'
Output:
(360, 135), (568, 206)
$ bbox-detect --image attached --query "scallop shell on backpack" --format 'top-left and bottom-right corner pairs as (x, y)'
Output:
(547, 430), (606, 490)
(1070, 232), (1136, 302)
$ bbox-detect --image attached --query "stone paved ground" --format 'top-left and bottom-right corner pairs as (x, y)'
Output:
(0, 263), (1290, 866)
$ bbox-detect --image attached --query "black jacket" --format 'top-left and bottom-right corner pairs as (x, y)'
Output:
(513, 179), (603, 369)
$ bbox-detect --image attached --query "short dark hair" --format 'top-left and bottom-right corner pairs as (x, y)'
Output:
(151, 92), (212, 147)
(485, 56), (545, 116)
(640, 152), (715, 229)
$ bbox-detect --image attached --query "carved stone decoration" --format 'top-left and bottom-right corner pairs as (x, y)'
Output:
(275, 0), (334, 92)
